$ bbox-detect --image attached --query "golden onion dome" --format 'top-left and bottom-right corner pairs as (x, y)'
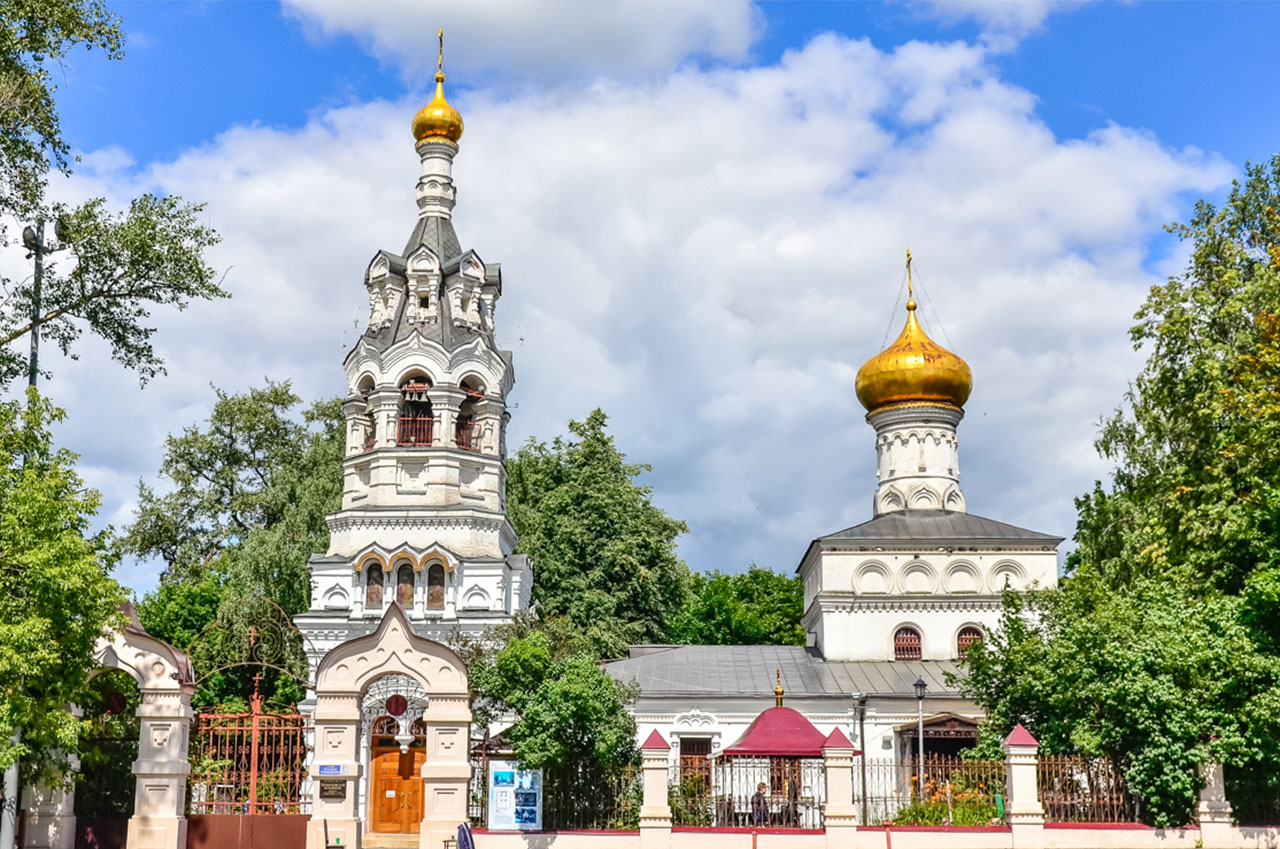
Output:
(855, 259), (972, 413)
(412, 30), (464, 144)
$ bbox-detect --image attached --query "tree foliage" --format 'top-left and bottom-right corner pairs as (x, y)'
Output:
(0, 2), (224, 387)
(670, 565), (804, 646)
(507, 409), (690, 658)
(1, 195), (226, 386)
(0, 0), (122, 215)
(959, 157), (1280, 826)
(467, 615), (638, 771)
(128, 381), (342, 706)
(0, 391), (125, 776)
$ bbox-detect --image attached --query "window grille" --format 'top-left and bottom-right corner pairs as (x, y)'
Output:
(894, 627), (922, 661)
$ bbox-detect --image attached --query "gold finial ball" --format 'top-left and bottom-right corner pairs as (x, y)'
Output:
(855, 299), (972, 413)
(412, 71), (464, 144)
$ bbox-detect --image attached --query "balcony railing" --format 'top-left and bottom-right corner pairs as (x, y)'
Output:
(455, 420), (481, 451)
(397, 415), (434, 446)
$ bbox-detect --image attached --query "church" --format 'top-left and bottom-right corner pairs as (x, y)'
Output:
(285, 36), (1061, 844)
(603, 264), (1062, 769)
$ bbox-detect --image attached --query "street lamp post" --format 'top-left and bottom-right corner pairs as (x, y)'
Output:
(913, 677), (927, 800)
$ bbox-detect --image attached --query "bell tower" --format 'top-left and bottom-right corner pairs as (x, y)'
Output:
(296, 35), (532, 657)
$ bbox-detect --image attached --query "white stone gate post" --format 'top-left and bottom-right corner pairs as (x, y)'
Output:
(1003, 724), (1045, 849)
(821, 728), (858, 847)
(126, 687), (195, 849)
(638, 731), (672, 849)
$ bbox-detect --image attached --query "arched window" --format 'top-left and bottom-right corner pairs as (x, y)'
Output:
(894, 626), (922, 661)
(365, 565), (384, 609)
(396, 563), (414, 608)
(358, 377), (377, 451)
(427, 563), (445, 610)
(957, 626), (984, 660)
(455, 378), (483, 450)
(398, 375), (434, 446)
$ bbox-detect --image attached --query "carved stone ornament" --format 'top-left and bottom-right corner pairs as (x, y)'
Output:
(362, 673), (430, 753)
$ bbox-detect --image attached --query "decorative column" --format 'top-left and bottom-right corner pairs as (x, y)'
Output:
(369, 388), (400, 450)
(1196, 762), (1233, 848)
(305, 694), (362, 849)
(22, 731), (79, 849)
(126, 686), (196, 849)
(639, 731), (672, 849)
(343, 396), (370, 456)
(1002, 724), (1044, 849)
(418, 697), (472, 849)
(821, 729), (858, 847)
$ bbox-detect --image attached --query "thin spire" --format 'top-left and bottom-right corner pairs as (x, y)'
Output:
(774, 668), (784, 707)
(906, 246), (916, 311)
(437, 28), (445, 81)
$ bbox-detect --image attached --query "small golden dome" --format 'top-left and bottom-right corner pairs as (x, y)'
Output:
(412, 30), (464, 144)
(855, 261), (972, 413)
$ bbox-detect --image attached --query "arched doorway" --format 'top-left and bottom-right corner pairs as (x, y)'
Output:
(307, 604), (471, 849)
(368, 716), (427, 834)
(73, 668), (141, 848)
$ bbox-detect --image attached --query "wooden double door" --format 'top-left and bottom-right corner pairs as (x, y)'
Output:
(370, 746), (426, 834)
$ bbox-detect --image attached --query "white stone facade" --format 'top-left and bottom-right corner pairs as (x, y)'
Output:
(296, 130), (532, 675)
(870, 404), (964, 515)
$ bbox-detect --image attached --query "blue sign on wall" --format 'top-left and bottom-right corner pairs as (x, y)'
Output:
(317, 764), (342, 775)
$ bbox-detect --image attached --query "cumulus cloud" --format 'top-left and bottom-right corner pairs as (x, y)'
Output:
(282, 0), (761, 79)
(47, 32), (1230, 594)
(915, 0), (1095, 51)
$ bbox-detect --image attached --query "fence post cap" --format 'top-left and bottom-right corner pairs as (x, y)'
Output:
(640, 730), (670, 751)
(1002, 723), (1039, 748)
(821, 728), (855, 750)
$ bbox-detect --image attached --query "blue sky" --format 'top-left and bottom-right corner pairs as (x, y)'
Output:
(29, 1), (1280, 595)
(62, 3), (1280, 171)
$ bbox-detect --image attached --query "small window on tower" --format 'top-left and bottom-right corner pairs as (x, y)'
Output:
(957, 626), (984, 660)
(419, 297), (429, 309)
(894, 626), (922, 661)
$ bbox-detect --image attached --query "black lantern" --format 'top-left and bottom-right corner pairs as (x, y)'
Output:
(913, 677), (927, 701)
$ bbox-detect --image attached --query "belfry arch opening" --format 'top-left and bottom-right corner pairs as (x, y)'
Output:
(455, 377), (483, 450)
(357, 375), (377, 451)
(398, 373), (434, 446)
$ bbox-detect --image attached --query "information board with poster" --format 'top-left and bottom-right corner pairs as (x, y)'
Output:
(486, 760), (542, 830)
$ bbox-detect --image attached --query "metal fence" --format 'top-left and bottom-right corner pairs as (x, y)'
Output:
(188, 700), (312, 816)
(1224, 764), (1280, 826)
(1037, 754), (1138, 823)
(541, 764), (641, 830)
(670, 756), (825, 829)
(855, 755), (1004, 826)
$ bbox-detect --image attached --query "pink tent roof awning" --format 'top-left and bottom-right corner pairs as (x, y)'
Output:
(722, 707), (828, 758)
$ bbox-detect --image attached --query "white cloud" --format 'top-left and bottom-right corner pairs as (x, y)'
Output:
(914, 0), (1095, 51)
(45, 32), (1230, 595)
(282, 0), (762, 79)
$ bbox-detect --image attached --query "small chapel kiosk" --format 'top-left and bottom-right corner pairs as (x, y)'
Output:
(294, 34), (532, 848)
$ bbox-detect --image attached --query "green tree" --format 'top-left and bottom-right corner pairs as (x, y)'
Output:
(0, 0), (122, 216)
(1, 1), (225, 387)
(1, 195), (226, 386)
(670, 565), (804, 646)
(958, 156), (1280, 826)
(127, 381), (343, 705)
(0, 390), (125, 775)
(507, 409), (690, 658)
(468, 620), (638, 770)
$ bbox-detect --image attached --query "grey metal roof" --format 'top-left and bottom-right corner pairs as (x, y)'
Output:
(604, 645), (961, 698)
(820, 510), (1062, 544)
(358, 214), (500, 356)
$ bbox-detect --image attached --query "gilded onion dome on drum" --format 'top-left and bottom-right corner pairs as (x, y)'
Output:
(855, 279), (972, 414)
(412, 30), (464, 144)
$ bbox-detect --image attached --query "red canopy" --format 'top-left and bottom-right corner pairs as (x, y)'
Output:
(722, 707), (828, 758)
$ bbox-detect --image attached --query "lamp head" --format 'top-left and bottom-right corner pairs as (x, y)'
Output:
(913, 677), (927, 701)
